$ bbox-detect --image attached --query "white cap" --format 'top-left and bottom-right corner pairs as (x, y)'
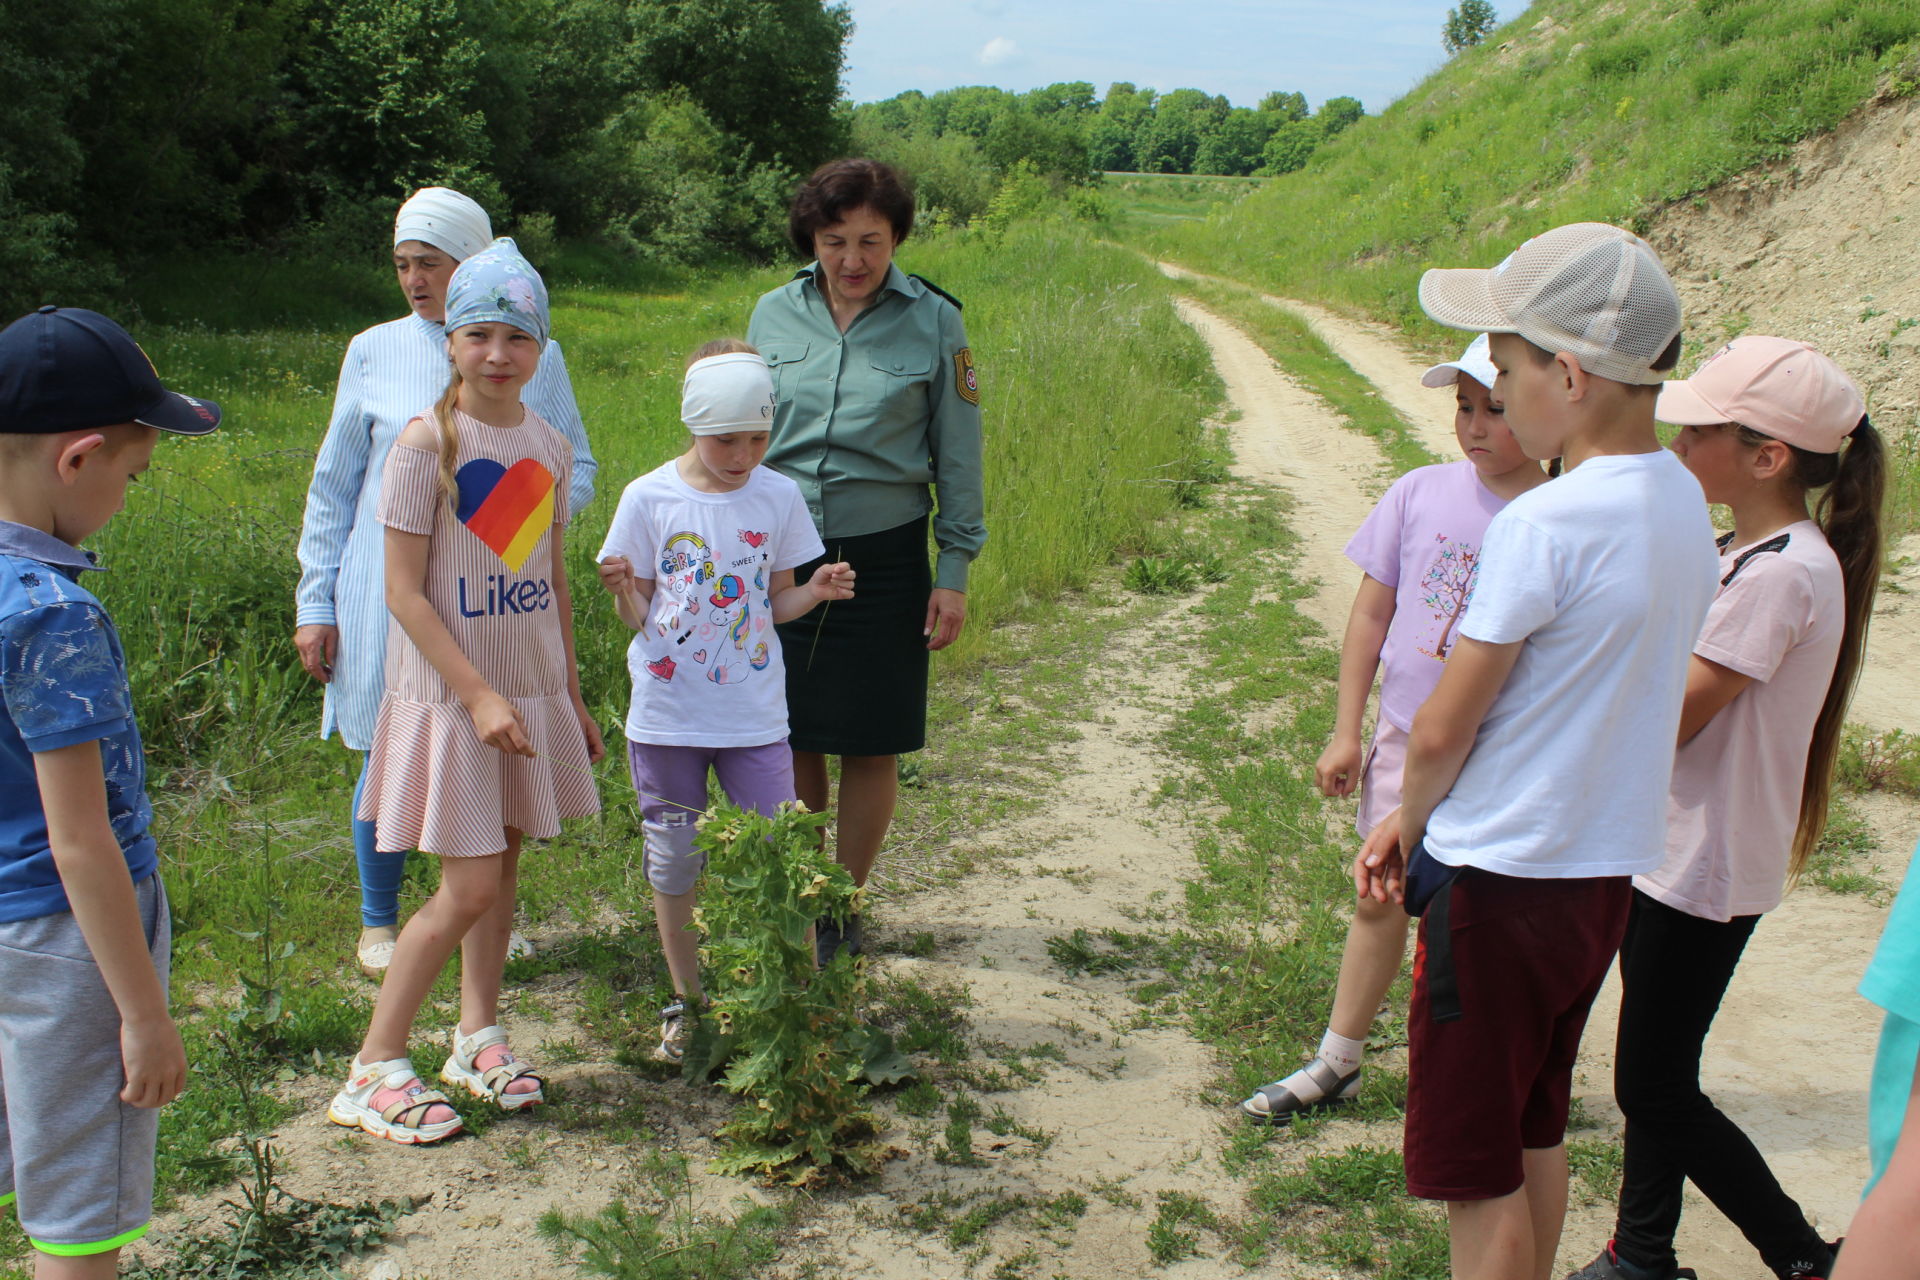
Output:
(394, 187), (493, 261)
(1419, 222), (1682, 386)
(1421, 333), (1498, 390)
(683, 353), (776, 435)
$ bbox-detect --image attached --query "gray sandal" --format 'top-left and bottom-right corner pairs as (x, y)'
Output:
(1239, 1057), (1362, 1123)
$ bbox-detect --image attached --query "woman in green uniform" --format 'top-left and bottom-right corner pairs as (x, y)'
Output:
(748, 159), (985, 957)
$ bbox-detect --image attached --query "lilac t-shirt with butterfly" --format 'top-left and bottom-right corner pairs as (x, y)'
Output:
(1344, 459), (1511, 734)
(598, 461), (824, 748)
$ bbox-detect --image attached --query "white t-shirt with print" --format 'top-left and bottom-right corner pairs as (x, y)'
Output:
(1637, 521), (1843, 921)
(1423, 450), (1719, 879)
(597, 462), (824, 748)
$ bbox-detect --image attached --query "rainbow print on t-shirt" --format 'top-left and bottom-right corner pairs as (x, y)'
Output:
(456, 457), (556, 571)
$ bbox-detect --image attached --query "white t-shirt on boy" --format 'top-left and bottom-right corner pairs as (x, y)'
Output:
(1638, 521), (1843, 921)
(1344, 459), (1512, 735)
(1423, 449), (1718, 880)
(598, 462), (824, 748)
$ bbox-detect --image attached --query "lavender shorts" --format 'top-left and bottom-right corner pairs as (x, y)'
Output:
(1355, 720), (1410, 841)
(626, 739), (795, 895)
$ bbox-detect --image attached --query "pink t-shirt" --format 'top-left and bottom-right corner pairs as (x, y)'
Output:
(1636, 520), (1843, 921)
(1344, 459), (1510, 733)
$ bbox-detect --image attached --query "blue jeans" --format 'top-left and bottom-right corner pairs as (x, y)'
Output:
(353, 754), (408, 928)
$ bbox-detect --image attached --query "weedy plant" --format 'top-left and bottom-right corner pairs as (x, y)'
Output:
(537, 1152), (791, 1279)
(679, 803), (911, 1184)
(125, 1033), (405, 1279)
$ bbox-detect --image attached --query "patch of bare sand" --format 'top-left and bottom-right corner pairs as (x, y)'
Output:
(789, 614), (1264, 1279)
(1646, 94), (1920, 427)
(1641, 92), (1920, 739)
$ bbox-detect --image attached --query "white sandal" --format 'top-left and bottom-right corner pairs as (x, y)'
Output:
(327, 1057), (463, 1145)
(441, 1024), (544, 1111)
(654, 1001), (692, 1064)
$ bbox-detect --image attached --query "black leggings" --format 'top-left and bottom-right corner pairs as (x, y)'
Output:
(1612, 891), (1825, 1273)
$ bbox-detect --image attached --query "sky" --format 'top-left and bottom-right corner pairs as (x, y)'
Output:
(839, 0), (1466, 113)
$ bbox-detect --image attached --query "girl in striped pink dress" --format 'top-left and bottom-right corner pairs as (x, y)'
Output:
(329, 239), (602, 1145)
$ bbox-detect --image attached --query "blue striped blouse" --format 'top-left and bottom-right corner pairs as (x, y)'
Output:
(294, 313), (597, 750)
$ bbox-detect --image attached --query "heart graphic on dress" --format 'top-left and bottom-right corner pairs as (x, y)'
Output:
(739, 529), (768, 548)
(645, 656), (676, 683)
(754, 614), (768, 632)
(692, 649), (708, 664)
(455, 457), (556, 571)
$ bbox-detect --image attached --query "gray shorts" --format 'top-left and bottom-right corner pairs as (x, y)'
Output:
(0, 872), (169, 1255)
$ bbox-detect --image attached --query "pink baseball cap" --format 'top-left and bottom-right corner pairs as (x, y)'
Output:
(1657, 336), (1865, 454)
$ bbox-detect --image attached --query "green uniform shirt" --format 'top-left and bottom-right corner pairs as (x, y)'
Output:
(747, 263), (986, 592)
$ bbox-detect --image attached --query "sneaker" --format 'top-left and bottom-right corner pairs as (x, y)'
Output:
(356, 929), (398, 979)
(813, 913), (863, 964)
(1773, 1240), (1841, 1280)
(1239, 1055), (1362, 1123)
(1564, 1241), (1697, 1280)
(654, 1001), (692, 1063)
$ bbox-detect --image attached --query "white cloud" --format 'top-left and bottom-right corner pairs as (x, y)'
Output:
(979, 36), (1020, 67)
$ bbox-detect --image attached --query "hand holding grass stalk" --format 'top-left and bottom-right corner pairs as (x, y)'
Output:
(807, 545), (845, 671)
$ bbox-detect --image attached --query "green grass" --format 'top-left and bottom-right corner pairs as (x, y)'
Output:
(1101, 172), (1264, 237)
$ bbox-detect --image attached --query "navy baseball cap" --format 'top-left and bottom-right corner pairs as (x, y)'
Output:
(0, 306), (221, 436)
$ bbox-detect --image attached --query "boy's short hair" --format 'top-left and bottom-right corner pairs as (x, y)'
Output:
(1419, 223), (1682, 387)
(1518, 332), (1682, 378)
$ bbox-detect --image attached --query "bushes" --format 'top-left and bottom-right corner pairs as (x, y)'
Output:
(0, 0), (854, 316)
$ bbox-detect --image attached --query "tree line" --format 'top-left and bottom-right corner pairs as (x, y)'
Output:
(0, 0), (851, 316)
(851, 81), (1366, 221)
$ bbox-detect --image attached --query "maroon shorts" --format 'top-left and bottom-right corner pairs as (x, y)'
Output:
(1402, 867), (1632, 1201)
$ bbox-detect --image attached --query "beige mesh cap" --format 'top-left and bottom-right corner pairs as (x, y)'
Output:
(1419, 223), (1682, 386)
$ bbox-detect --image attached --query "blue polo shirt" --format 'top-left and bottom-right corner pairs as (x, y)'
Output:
(0, 520), (154, 921)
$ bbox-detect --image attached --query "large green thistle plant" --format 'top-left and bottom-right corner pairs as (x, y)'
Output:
(680, 803), (911, 1185)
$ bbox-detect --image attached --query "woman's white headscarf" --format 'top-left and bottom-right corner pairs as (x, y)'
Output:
(394, 187), (493, 261)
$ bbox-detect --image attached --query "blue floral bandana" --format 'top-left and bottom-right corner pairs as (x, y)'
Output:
(443, 237), (550, 348)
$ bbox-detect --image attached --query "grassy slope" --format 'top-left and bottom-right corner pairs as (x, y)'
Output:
(1142, 0), (1920, 351)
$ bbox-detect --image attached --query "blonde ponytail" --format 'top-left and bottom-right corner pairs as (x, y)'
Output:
(432, 369), (463, 508)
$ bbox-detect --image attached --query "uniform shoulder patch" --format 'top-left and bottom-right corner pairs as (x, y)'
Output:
(953, 347), (980, 406)
(910, 274), (963, 311)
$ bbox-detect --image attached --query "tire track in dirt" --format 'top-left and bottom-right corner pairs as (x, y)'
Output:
(1156, 262), (1460, 463)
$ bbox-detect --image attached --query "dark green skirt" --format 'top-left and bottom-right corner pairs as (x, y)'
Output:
(777, 515), (931, 757)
